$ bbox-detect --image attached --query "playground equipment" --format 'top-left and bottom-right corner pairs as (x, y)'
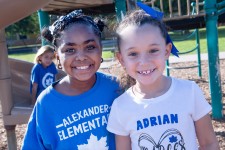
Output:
(166, 29), (202, 77)
(166, 2), (203, 77)
(205, 0), (225, 119)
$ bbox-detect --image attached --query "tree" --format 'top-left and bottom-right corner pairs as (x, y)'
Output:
(5, 12), (39, 37)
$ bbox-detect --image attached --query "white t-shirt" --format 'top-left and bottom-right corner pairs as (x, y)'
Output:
(107, 77), (211, 150)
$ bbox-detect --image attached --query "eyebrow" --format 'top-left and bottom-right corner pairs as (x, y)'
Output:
(65, 39), (95, 46)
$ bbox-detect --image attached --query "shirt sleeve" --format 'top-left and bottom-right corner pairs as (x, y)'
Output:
(21, 106), (45, 150)
(51, 63), (58, 75)
(30, 65), (40, 94)
(192, 81), (212, 121)
(31, 65), (40, 84)
(107, 99), (129, 136)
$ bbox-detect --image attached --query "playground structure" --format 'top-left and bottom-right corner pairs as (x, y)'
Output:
(166, 3), (203, 77)
(166, 28), (202, 77)
(0, 0), (225, 149)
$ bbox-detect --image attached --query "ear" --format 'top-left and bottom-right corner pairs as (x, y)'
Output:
(165, 43), (172, 59)
(55, 52), (60, 60)
(116, 51), (125, 67)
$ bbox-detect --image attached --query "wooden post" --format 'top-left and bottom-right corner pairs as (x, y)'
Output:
(178, 0), (181, 16)
(0, 30), (17, 149)
(160, 0), (164, 12)
(187, 0), (190, 15)
(169, 0), (173, 17)
(196, 0), (199, 14)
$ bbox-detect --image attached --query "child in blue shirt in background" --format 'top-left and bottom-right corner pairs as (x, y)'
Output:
(30, 45), (58, 105)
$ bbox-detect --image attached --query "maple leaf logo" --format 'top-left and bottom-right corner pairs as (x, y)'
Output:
(169, 135), (178, 143)
(77, 134), (108, 150)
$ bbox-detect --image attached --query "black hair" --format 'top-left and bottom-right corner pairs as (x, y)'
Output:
(41, 10), (106, 47)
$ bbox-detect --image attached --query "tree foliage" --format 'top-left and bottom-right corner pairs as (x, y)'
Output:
(5, 12), (39, 37)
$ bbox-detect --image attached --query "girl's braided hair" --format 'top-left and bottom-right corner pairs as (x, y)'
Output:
(41, 10), (106, 47)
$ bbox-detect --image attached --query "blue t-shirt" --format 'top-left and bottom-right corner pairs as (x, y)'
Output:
(30, 63), (58, 98)
(22, 72), (121, 150)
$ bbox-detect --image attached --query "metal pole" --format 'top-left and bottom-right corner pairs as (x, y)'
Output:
(204, 0), (223, 119)
(115, 0), (127, 22)
(166, 60), (170, 76)
(195, 29), (202, 77)
(38, 10), (50, 45)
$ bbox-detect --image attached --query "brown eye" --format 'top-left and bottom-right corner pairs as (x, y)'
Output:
(65, 48), (75, 53)
(149, 49), (158, 53)
(87, 45), (95, 50)
(128, 52), (137, 56)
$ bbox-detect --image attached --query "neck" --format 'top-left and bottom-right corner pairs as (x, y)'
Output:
(133, 76), (171, 99)
(56, 74), (96, 96)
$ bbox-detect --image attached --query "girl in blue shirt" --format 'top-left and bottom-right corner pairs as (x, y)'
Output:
(30, 45), (58, 105)
(22, 10), (120, 150)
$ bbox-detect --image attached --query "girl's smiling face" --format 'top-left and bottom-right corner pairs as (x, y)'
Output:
(56, 23), (102, 82)
(117, 24), (171, 87)
(39, 51), (54, 68)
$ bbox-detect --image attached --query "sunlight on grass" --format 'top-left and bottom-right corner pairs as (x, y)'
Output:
(172, 26), (225, 54)
(9, 52), (35, 63)
(9, 51), (115, 62)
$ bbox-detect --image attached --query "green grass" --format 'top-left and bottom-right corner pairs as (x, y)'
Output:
(9, 52), (36, 62)
(8, 51), (115, 63)
(171, 26), (225, 54)
(9, 26), (225, 62)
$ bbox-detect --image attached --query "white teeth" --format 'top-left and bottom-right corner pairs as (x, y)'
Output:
(138, 69), (154, 74)
(76, 66), (89, 69)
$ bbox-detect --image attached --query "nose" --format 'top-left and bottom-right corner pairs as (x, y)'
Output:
(47, 57), (52, 63)
(139, 54), (150, 66)
(75, 50), (87, 61)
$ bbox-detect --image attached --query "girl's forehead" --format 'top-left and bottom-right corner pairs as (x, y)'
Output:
(119, 24), (165, 50)
(120, 24), (158, 34)
(42, 51), (54, 56)
(63, 24), (93, 36)
(120, 24), (161, 40)
(59, 24), (100, 45)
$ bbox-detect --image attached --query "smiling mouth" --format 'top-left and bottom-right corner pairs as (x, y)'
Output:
(73, 64), (93, 70)
(138, 69), (155, 75)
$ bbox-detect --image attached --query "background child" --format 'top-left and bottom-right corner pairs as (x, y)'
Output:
(30, 45), (58, 105)
(107, 5), (219, 150)
(22, 10), (120, 150)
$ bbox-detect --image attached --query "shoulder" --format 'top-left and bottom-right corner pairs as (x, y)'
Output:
(112, 87), (132, 105)
(49, 62), (56, 68)
(36, 85), (55, 104)
(32, 63), (41, 70)
(172, 77), (198, 89)
(171, 77), (204, 98)
(31, 64), (42, 74)
(97, 72), (118, 85)
(96, 72), (122, 95)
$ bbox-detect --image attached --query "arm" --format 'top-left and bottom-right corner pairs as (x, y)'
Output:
(21, 106), (45, 150)
(195, 114), (219, 150)
(31, 82), (38, 105)
(115, 135), (131, 150)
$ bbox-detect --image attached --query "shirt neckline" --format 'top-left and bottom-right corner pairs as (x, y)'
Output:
(127, 77), (175, 104)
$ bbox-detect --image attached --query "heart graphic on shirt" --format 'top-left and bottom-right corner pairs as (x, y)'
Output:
(138, 128), (186, 150)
